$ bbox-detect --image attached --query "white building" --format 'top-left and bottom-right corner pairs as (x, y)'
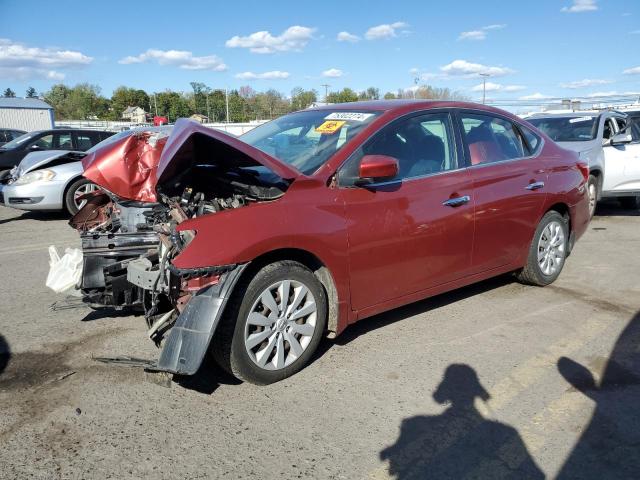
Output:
(122, 106), (148, 123)
(0, 97), (54, 131)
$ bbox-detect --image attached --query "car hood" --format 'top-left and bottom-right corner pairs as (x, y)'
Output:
(15, 150), (81, 177)
(82, 119), (300, 202)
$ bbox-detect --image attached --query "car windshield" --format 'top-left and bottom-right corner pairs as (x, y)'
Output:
(0, 132), (38, 150)
(527, 116), (598, 142)
(241, 109), (382, 175)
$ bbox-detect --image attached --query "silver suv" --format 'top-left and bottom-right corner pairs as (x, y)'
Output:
(527, 111), (640, 216)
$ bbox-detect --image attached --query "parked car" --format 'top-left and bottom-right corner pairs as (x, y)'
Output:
(0, 128), (114, 175)
(1, 127), (170, 215)
(64, 101), (590, 385)
(527, 111), (640, 215)
(0, 128), (27, 147)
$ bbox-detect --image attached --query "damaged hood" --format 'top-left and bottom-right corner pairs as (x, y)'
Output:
(156, 119), (300, 187)
(82, 128), (171, 202)
(15, 150), (81, 178)
(82, 120), (299, 203)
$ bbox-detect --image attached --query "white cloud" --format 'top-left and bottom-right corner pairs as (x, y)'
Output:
(365, 22), (408, 40)
(561, 0), (598, 13)
(409, 67), (420, 76)
(519, 93), (553, 100)
(440, 59), (514, 77)
(584, 91), (618, 98)
(0, 38), (92, 81)
(459, 30), (486, 41)
(235, 70), (290, 80)
(225, 26), (315, 54)
(337, 31), (360, 42)
(623, 66), (640, 75)
(458, 24), (506, 41)
(322, 68), (343, 78)
(119, 49), (226, 71)
(560, 78), (612, 88)
(471, 82), (525, 92)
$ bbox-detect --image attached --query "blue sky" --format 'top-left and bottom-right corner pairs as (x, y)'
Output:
(1, 0), (639, 107)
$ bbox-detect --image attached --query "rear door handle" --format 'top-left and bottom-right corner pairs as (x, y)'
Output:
(442, 195), (471, 207)
(526, 181), (545, 191)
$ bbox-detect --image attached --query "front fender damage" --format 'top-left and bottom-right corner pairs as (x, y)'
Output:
(152, 263), (248, 375)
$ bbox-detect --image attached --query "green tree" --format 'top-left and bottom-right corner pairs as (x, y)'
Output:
(109, 86), (150, 120)
(383, 91), (397, 100)
(189, 82), (211, 118)
(291, 87), (317, 111)
(154, 90), (190, 122)
(358, 87), (380, 101)
(43, 83), (109, 120)
(326, 87), (358, 104)
(25, 87), (37, 98)
(3, 88), (15, 98)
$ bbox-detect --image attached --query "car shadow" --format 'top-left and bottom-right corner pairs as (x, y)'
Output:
(174, 353), (242, 394)
(379, 363), (544, 479)
(313, 274), (514, 361)
(556, 310), (640, 478)
(0, 334), (11, 378)
(594, 200), (640, 217)
(0, 209), (69, 224)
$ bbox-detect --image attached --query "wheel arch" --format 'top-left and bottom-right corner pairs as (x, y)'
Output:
(61, 174), (85, 212)
(589, 168), (603, 199)
(237, 248), (340, 337)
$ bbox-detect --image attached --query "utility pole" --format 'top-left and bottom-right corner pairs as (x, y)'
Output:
(321, 84), (330, 103)
(225, 87), (230, 123)
(480, 73), (490, 104)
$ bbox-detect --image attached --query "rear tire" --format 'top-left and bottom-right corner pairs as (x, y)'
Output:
(619, 195), (640, 210)
(212, 261), (328, 385)
(516, 211), (568, 286)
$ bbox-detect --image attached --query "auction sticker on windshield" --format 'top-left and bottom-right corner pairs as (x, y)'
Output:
(324, 112), (375, 122)
(316, 120), (346, 134)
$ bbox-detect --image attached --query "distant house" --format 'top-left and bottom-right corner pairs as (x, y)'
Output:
(122, 106), (147, 123)
(190, 113), (209, 124)
(0, 97), (54, 131)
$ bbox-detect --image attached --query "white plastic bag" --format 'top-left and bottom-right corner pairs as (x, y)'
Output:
(46, 246), (83, 294)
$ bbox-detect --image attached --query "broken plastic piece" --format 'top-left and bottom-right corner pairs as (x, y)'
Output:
(46, 246), (83, 294)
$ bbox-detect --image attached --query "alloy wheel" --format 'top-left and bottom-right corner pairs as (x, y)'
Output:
(588, 182), (597, 217)
(244, 280), (317, 370)
(73, 182), (98, 210)
(537, 220), (565, 276)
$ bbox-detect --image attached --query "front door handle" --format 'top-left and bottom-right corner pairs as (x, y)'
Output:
(442, 195), (471, 207)
(526, 181), (545, 191)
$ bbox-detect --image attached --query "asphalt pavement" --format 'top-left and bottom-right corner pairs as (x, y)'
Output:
(0, 202), (638, 479)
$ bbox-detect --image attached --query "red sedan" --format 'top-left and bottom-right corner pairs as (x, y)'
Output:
(72, 100), (590, 385)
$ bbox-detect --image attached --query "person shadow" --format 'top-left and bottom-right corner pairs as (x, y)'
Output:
(0, 334), (10, 377)
(380, 364), (544, 479)
(556, 311), (640, 479)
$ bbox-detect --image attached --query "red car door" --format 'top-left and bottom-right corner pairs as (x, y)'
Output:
(338, 111), (475, 311)
(458, 111), (548, 273)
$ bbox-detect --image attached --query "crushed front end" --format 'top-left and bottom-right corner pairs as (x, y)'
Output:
(59, 120), (295, 375)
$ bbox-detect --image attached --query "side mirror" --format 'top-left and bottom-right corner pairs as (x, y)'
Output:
(357, 155), (399, 185)
(611, 132), (632, 146)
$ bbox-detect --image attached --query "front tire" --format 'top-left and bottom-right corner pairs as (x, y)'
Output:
(64, 177), (98, 215)
(516, 211), (568, 286)
(587, 174), (598, 218)
(212, 261), (328, 385)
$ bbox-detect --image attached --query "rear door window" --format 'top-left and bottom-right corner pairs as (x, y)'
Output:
(459, 112), (527, 165)
(74, 132), (101, 150)
(54, 133), (73, 150)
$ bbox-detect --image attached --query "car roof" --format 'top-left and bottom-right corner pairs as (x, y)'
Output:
(306, 100), (523, 120)
(527, 112), (601, 119)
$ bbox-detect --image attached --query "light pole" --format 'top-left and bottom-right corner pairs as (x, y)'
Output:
(321, 84), (330, 103)
(479, 73), (490, 104)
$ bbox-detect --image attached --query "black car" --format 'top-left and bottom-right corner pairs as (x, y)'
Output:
(0, 128), (114, 173)
(0, 129), (27, 147)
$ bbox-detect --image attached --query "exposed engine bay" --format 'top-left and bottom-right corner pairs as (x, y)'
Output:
(59, 120), (293, 371)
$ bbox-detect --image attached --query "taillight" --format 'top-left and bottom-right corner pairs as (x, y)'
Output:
(577, 162), (589, 182)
